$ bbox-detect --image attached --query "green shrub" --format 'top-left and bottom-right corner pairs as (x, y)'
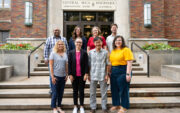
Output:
(0, 43), (35, 50)
(142, 43), (179, 50)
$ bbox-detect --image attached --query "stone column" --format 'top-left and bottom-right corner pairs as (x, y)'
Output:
(114, 0), (130, 44)
(48, 0), (63, 37)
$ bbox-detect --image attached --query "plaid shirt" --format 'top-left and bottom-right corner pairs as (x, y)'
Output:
(89, 48), (109, 81)
(44, 36), (69, 60)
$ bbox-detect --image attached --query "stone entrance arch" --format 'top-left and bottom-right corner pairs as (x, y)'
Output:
(48, 0), (130, 42)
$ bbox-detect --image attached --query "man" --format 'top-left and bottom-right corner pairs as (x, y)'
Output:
(106, 24), (118, 53)
(88, 37), (109, 113)
(44, 28), (69, 93)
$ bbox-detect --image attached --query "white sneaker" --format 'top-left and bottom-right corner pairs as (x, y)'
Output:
(80, 107), (85, 113)
(72, 107), (78, 113)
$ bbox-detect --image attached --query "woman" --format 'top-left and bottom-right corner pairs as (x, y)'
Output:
(69, 26), (87, 51)
(68, 38), (89, 113)
(87, 26), (107, 53)
(109, 36), (134, 113)
(49, 40), (68, 113)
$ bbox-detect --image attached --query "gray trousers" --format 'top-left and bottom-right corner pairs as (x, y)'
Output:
(90, 80), (108, 110)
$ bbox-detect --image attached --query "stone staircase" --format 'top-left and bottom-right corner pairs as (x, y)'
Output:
(0, 60), (180, 110)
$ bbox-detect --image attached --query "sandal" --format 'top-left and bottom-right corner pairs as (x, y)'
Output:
(110, 106), (120, 111)
(57, 107), (65, 113)
(53, 109), (58, 113)
(117, 109), (127, 113)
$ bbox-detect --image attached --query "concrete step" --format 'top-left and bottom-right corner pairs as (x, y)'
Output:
(37, 63), (140, 67)
(1, 109), (180, 113)
(1, 88), (180, 98)
(1, 82), (180, 89)
(34, 67), (143, 71)
(31, 71), (147, 76)
(0, 97), (180, 110)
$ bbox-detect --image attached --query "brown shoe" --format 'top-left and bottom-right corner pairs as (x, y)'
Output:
(103, 109), (109, 113)
(90, 109), (96, 113)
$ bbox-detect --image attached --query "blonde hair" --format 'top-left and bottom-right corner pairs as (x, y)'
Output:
(91, 26), (101, 35)
(53, 40), (66, 53)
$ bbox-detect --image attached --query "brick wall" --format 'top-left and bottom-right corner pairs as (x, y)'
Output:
(10, 0), (47, 38)
(164, 0), (180, 39)
(0, 10), (11, 30)
(130, 0), (165, 38)
(168, 42), (180, 48)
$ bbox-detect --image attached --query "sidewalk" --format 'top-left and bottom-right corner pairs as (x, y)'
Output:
(0, 109), (180, 113)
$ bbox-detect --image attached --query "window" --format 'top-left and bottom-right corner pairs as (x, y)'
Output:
(64, 12), (79, 21)
(25, 2), (33, 26)
(0, 0), (11, 8)
(0, 31), (9, 44)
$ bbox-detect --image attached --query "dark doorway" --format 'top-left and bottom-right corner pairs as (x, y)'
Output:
(63, 11), (113, 41)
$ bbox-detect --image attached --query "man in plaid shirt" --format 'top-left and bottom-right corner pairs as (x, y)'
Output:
(44, 28), (69, 93)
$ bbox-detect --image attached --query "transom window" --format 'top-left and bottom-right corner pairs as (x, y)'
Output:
(0, 0), (11, 8)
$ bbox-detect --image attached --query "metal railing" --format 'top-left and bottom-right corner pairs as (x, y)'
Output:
(131, 42), (150, 77)
(28, 42), (45, 78)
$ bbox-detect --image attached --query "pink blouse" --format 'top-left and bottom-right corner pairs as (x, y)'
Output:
(76, 52), (81, 76)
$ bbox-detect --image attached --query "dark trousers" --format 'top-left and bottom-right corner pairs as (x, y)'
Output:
(72, 76), (86, 106)
(110, 65), (130, 109)
(51, 76), (65, 108)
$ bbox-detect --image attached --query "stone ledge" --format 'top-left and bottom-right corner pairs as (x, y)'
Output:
(161, 65), (180, 82)
(0, 20), (11, 23)
(128, 38), (168, 41)
(0, 65), (13, 81)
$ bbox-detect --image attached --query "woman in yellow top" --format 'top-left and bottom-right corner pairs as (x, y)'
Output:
(109, 35), (134, 113)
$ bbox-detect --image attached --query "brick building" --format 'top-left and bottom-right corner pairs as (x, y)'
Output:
(0, 0), (179, 47)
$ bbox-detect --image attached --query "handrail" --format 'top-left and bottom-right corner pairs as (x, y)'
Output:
(131, 42), (150, 77)
(28, 42), (45, 78)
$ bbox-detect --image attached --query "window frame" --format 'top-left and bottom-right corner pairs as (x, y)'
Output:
(0, 0), (11, 9)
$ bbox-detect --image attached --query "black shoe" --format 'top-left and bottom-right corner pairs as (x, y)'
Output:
(90, 109), (96, 113)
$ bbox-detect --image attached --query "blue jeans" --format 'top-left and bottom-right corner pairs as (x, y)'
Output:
(110, 65), (130, 109)
(51, 76), (65, 108)
(48, 65), (52, 90)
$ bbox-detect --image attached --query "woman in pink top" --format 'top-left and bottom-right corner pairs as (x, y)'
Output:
(87, 26), (107, 53)
(68, 38), (89, 113)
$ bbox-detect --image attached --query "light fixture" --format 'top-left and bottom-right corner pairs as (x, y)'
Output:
(144, 3), (151, 28)
(25, 2), (33, 26)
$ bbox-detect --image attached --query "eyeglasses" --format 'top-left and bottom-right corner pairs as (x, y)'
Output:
(76, 41), (82, 43)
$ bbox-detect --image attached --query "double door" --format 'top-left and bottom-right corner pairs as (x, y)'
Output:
(63, 11), (113, 41)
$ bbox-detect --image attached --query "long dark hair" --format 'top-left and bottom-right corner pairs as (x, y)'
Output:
(72, 26), (83, 40)
(113, 35), (126, 50)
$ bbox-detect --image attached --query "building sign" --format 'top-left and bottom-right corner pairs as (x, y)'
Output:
(62, 0), (116, 11)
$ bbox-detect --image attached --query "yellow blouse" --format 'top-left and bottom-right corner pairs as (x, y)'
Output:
(110, 47), (134, 66)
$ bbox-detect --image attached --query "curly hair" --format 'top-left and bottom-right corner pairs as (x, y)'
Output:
(53, 40), (66, 53)
(112, 35), (126, 50)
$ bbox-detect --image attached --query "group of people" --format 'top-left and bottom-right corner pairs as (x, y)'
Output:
(44, 24), (134, 113)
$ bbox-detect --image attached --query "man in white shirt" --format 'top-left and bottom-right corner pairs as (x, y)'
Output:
(106, 24), (118, 53)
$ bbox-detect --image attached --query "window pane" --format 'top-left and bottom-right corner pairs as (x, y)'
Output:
(64, 12), (79, 21)
(0, 0), (3, 8)
(66, 25), (76, 41)
(84, 25), (94, 39)
(81, 12), (96, 21)
(100, 25), (111, 38)
(4, 0), (11, 8)
(2, 32), (9, 43)
(0, 32), (3, 43)
(98, 12), (113, 22)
